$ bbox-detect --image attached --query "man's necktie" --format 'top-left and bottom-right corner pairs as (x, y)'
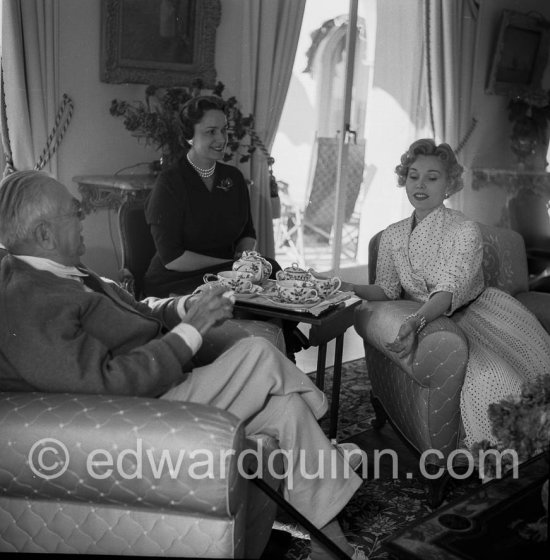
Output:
(78, 268), (105, 293)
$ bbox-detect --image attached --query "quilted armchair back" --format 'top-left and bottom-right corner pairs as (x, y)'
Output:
(368, 223), (529, 295)
(478, 224), (529, 295)
(118, 195), (156, 299)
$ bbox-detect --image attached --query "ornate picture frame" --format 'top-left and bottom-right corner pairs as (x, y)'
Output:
(100, 0), (221, 88)
(486, 10), (550, 97)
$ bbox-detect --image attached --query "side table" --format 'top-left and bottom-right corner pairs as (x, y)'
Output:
(384, 452), (549, 559)
(73, 174), (155, 214)
(234, 298), (362, 439)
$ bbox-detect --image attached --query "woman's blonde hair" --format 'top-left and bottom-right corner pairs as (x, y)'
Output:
(395, 138), (464, 196)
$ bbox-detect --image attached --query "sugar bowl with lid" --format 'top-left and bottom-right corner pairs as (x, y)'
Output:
(275, 263), (311, 282)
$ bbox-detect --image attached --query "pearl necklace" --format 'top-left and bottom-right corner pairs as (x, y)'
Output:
(187, 152), (216, 178)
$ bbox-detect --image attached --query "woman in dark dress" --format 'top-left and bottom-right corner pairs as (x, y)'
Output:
(145, 95), (259, 296)
(144, 95), (308, 355)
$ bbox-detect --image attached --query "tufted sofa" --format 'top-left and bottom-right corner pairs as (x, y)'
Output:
(353, 224), (550, 506)
(0, 392), (281, 557)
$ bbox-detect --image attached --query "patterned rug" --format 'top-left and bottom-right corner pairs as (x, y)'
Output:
(271, 358), (482, 560)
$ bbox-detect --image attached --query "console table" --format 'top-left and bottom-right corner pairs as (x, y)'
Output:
(472, 168), (550, 227)
(73, 174), (155, 214)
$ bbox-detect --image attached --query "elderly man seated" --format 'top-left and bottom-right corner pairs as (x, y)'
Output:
(0, 171), (366, 560)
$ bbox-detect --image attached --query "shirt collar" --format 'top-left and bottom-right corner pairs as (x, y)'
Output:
(0, 242), (6, 250)
(13, 255), (88, 281)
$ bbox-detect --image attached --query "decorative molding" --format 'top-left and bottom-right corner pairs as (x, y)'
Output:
(472, 168), (550, 227)
(100, 0), (221, 88)
(74, 174), (155, 214)
(472, 168), (550, 199)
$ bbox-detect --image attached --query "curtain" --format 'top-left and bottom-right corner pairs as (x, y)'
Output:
(424, 0), (479, 211)
(1, 0), (60, 176)
(358, 0), (432, 258)
(237, 0), (306, 258)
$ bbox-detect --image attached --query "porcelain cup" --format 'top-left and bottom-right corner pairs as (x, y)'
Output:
(275, 279), (318, 304)
(203, 270), (255, 293)
(308, 272), (342, 298)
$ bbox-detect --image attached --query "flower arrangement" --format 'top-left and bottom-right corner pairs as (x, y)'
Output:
(471, 374), (549, 542)
(471, 374), (549, 466)
(110, 79), (259, 167)
(507, 89), (550, 169)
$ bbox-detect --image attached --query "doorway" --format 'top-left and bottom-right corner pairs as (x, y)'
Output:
(272, 0), (430, 281)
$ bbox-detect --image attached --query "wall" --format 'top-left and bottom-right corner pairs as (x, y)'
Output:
(56, 0), (246, 278)
(462, 0), (550, 225)
(55, 0), (550, 278)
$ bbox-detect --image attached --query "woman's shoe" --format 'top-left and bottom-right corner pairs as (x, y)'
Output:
(284, 326), (310, 361)
(284, 326), (310, 354)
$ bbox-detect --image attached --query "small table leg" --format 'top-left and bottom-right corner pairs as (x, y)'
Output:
(315, 343), (327, 390)
(329, 334), (344, 440)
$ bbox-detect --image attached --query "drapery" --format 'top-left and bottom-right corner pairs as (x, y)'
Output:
(1, 0), (60, 176)
(357, 0), (432, 258)
(237, 0), (306, 258)
(424, 0), (479, 211)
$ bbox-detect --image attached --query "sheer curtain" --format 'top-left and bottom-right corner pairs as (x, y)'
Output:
(358, 0), (432, 256)
(1, 0), (60, 176)
(425, 0), (479, 211)
(237, 0), (306, 258)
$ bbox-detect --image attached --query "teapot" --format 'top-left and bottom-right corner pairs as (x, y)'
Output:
(232, 251), (272, 284)
(275, 263), (312, 282)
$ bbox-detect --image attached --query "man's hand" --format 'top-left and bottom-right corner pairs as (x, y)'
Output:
(182, 285), (234, 336)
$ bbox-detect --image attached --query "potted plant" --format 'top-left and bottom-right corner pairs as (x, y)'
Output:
(109, 79), (277, 182)
(471, 374), (549, 542)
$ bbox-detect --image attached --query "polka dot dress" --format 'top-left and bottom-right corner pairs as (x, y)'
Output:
(454, 287), (550, 446)
(375, 205), (550, 447)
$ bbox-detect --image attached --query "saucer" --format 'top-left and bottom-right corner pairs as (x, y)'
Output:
(235, 284), (264, 297)
(194, 282), (263, 297)
(262, 294), (321, 308)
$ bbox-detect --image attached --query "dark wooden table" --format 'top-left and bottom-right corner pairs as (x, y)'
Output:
(235, 298), (362, 439)
(384, 452), (549, 559)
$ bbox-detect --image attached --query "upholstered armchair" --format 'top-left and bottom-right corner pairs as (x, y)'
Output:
(118, 194), (156, 299)
(354, 224), (550, 507)
(0, 392), (280, 557)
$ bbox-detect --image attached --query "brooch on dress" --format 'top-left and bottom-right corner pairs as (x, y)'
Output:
(216, 178), (233, 192)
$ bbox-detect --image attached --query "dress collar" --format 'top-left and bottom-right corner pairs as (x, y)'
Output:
(411, 204), (446, 229)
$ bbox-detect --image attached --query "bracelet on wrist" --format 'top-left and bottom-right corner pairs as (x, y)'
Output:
(404, 312), (427, 333)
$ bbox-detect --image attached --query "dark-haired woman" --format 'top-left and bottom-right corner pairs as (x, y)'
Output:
(144, 95), (257, 296)
(144, 95), (308, 357)
(347, 138), (550, 448)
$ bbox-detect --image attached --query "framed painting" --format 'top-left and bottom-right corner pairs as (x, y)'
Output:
(100, 0), (221, 87)
(486, 10), (550, 97)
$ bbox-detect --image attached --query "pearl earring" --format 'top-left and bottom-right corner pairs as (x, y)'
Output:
(188, 139), (193, 146)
